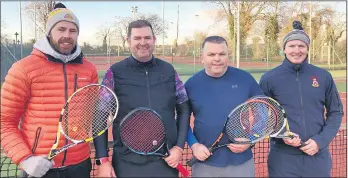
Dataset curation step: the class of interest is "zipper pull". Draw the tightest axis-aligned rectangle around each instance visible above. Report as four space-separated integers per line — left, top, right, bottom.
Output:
145 69 148 76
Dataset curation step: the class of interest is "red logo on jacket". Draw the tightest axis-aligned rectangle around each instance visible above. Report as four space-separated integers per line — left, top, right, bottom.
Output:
311 76 319 87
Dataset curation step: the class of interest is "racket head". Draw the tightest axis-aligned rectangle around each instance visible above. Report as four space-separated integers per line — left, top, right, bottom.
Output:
119 107 166 155
225 97 280 144
60 84 119 142
253 96 289 137
49 84 119 159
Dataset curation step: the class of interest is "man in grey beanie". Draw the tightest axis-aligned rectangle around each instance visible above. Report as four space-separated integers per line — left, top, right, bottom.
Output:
1 3 97 178
259 21 343 177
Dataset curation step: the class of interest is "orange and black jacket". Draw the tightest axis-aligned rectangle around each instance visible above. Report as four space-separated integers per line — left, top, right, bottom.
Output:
1 48 98 168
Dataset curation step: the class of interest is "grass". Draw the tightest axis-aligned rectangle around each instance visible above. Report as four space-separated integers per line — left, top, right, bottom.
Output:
330 70 346 79
335 82 347 93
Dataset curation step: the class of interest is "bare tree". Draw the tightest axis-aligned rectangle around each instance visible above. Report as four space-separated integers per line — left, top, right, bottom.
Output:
1 20 8 43
114 16 132 50
278 3 346 62
213 1 269 45
96 24 114 53
24 1 56 36
138 14 167 37
264 1 280 59
114 13 168 50
318 7 346 44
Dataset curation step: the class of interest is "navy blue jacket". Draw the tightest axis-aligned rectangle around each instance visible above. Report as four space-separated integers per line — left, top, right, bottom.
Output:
260 58 343 154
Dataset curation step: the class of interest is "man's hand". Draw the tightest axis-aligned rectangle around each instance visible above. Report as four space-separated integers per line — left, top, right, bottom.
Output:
283 133 302 147
20 155 54 177
96 161 116 177
300 139 319 156
191 143 211 161
227 138 251 153
164 146 183 168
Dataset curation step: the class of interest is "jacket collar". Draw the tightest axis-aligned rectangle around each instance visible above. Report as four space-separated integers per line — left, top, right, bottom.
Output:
126 54 157 67
281 56 309 73
33 36 83 64
31 48 83 64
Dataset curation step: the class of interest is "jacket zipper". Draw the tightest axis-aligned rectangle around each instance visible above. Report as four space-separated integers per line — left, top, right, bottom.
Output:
74 74 78 91
62 64 69 167
145 67 151 107
296 71 307 140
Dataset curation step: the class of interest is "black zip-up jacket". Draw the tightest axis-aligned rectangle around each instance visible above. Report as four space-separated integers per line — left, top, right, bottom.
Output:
94 56 190 164
260 58 343 154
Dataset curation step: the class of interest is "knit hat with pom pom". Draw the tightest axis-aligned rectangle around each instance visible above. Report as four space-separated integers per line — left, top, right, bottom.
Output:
282 20 310 50
45 3 80 36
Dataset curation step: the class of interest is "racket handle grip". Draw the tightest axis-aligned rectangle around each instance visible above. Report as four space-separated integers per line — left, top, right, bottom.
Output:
176 163 189 177
286 135 307 148
187 147 214 167
186 156 199 167
299 141 306 147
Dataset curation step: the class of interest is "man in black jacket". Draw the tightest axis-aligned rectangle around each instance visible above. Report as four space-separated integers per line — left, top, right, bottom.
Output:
93 19 190 177
260 21 344 177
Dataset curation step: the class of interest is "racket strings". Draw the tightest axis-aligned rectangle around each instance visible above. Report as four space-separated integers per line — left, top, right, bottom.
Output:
249 97 287 135
225 101 278 142
120 110 165 154
61 86 118 141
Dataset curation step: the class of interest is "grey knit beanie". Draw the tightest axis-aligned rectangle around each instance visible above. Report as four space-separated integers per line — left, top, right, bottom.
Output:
283 21 310 50
46 3 80 36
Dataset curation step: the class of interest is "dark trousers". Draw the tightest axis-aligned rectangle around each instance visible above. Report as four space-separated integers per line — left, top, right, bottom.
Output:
112 156 178 177
22 158 92 178
268 149 332 177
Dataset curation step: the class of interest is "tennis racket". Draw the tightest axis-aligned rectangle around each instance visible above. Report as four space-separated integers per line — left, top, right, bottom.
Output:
187 96 282 167
256 96 305 146
119 107 189 177
47 84 119 160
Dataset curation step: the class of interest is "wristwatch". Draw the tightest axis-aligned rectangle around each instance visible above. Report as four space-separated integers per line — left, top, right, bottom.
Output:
95 157 109 165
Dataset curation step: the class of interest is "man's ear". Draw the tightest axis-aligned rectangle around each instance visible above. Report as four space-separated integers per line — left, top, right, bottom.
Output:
126 36 131 46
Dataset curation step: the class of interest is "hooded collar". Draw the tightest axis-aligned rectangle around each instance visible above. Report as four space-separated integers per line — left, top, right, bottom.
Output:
33 36 83 64
281 56 309 73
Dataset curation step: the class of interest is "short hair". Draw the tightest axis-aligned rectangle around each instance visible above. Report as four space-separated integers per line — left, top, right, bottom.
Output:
201 36 228 49
127 20 155 37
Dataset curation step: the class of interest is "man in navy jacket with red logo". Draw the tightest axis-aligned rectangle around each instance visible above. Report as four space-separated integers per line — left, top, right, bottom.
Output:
260 20 344 177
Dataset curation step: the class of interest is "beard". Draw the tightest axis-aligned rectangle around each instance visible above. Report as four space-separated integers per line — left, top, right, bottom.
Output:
49 36 76 55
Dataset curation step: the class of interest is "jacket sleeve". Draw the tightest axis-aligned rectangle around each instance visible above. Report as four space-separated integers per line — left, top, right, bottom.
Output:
186 119 198 147
175 101 190 149
259 75 273 98
91 65 99 84
311 73 344 150
0 62 33 165
174 70 190 149
93 68 114 159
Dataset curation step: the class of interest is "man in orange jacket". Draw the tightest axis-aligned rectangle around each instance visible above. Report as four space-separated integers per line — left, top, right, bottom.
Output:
0 3 98 178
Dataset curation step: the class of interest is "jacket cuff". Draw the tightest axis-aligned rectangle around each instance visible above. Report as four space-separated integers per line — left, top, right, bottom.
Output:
18 154 33 167
311 134 324 150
